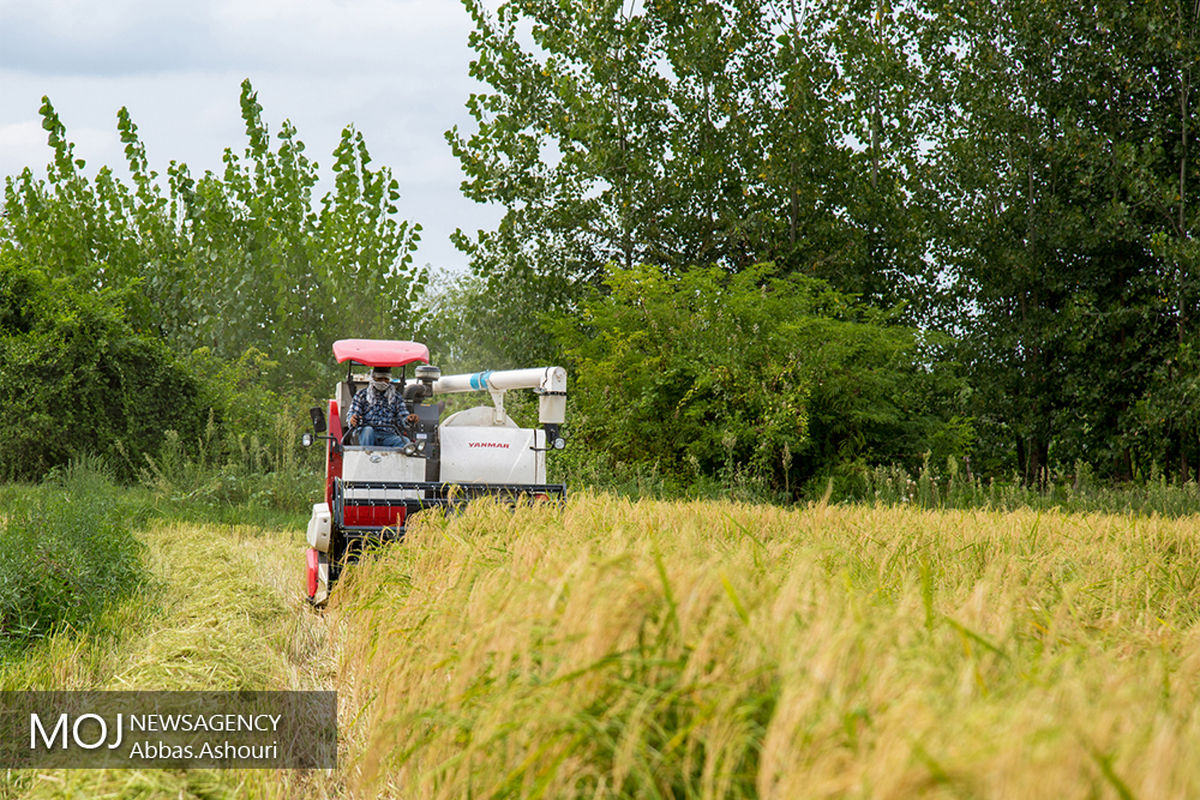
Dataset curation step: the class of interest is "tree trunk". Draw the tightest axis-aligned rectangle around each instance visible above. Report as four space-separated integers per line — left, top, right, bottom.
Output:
1180 436 1189 484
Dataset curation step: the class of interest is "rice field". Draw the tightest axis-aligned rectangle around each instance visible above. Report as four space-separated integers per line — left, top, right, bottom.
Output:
4 491 1200 798
331 494 1200 799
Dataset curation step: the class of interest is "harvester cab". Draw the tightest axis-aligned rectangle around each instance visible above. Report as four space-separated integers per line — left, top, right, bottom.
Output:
301 339 567 606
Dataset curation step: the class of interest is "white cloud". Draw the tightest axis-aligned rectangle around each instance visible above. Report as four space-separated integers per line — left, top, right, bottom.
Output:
0 0 500 273
0 119 45 160
0 1 220 74
0 0 471 76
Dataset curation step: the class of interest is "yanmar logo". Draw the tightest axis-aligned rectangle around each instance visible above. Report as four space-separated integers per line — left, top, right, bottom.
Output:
468 441 510 449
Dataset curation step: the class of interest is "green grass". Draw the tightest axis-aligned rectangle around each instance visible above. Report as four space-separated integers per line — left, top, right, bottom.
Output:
0 461 149 651
0 459 330 798
0 516 336 798
0 457 309 657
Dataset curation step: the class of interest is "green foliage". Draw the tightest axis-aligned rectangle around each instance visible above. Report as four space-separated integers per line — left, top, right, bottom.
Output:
184 346 288 454
0 254 209 482
0 81 432 482
452 0 937 364
551 264 971 495
10 6 1200 494
450 0 1200 488
927 0 1200 482
0 459 147 650
133 348 319 519
421 271 559 370
136 410 319 518
2 80 425 394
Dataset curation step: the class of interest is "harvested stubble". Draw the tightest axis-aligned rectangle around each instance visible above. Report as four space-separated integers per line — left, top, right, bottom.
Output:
1 521 338 800
333 493 1200 799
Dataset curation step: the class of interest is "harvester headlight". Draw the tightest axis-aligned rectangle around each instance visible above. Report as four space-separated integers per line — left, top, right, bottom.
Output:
301 432 314 448
553 437 566 450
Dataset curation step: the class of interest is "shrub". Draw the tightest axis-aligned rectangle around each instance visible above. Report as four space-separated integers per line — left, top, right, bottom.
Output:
550 264 973 496
0 459 147 648
0 254 210 481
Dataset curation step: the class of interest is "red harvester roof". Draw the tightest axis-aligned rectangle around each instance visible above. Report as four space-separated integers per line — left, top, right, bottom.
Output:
332 339 430 368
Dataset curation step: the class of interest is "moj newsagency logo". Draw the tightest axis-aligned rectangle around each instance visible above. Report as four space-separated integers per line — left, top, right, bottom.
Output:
1 691 336 769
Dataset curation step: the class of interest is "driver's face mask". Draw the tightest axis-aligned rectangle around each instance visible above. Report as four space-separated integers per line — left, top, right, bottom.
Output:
372 375 391 391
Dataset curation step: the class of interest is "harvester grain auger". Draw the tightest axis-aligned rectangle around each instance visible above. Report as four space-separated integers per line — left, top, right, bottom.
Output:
301 339 567 605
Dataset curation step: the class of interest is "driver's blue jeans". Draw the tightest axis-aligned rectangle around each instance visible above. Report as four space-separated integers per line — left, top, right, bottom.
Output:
358 426 410 448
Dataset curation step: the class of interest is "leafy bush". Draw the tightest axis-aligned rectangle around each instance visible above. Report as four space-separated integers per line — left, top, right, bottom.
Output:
0 254 210 481
0 459 147 648
550 264 973 496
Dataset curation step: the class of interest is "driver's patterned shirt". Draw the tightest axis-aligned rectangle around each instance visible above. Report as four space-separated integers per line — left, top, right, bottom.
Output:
348 385 411 436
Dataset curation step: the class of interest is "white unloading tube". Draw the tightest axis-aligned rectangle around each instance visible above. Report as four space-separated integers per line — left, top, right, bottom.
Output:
432 367 567 424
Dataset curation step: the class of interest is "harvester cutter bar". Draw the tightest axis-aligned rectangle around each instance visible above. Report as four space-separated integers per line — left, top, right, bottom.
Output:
336 479 566 508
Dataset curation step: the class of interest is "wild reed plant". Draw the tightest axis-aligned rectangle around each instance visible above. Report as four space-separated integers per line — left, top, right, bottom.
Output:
136 407 319 519
334 493 1200 799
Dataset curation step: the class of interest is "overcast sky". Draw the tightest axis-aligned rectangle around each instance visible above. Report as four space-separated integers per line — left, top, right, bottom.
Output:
0 0 502 275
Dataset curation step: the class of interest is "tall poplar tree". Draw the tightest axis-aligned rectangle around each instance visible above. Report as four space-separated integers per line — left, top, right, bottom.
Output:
931 0 1200 481
451 0 937 363
2 81 426 390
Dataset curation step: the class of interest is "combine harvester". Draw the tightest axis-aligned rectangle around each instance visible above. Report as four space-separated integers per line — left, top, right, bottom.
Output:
301 339 567 605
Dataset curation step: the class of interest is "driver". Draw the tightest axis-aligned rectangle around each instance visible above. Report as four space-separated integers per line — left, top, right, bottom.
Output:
346 366 418 448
